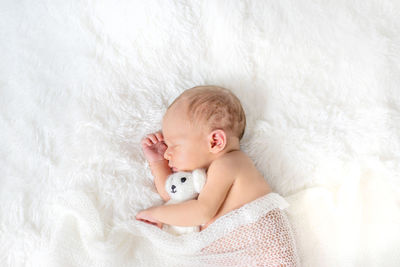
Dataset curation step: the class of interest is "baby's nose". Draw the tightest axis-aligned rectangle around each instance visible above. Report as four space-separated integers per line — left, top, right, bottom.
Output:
164 150 171 160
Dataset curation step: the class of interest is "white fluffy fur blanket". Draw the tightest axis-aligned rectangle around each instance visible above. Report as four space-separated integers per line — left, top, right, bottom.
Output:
1 0 399 266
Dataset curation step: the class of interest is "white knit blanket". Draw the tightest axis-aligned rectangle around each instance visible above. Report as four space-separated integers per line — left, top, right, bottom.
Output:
1 1 400 266
132 193 299 266
47 192 299 266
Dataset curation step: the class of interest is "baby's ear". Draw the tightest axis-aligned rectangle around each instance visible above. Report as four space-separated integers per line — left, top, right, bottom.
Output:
207 129 227 153
192 169 207 193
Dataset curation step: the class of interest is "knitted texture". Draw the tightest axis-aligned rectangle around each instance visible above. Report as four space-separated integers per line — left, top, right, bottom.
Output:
134 193 300 266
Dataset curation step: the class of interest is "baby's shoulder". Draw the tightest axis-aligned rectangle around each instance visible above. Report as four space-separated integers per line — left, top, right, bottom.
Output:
208 150 249 173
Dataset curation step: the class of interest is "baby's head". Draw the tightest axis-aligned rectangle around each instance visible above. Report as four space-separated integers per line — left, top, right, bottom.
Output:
162 85 246 172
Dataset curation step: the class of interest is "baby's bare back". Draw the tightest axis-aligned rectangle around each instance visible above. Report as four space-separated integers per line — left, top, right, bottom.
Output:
201 150 272 230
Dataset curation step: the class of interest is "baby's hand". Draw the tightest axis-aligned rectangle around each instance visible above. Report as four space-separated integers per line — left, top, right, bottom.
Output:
141 131 168 163
136 210 163 229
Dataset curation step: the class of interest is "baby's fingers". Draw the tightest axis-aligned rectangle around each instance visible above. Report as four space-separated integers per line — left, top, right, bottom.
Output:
155 131 163 142
147 134 158 144
141 137 152 146
141 131 163 147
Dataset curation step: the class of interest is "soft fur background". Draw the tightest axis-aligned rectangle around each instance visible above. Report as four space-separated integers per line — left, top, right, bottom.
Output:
1 0 400 266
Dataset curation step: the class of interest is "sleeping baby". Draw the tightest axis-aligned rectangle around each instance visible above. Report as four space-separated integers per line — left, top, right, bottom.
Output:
136 85 272 229
136 85 299 265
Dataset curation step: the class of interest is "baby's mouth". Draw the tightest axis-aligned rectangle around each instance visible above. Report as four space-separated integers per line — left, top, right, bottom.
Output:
169 166 178 172
168 162 178 172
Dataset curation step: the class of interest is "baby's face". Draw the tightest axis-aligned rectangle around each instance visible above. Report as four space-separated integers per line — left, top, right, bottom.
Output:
162 102 211 172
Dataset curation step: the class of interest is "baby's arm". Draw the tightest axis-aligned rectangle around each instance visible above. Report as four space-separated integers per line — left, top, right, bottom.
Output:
141 131 172 202
136 157 236 226
148 160 172 202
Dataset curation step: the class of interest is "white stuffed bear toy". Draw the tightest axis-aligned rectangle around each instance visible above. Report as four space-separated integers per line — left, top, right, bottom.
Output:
162 169 207 236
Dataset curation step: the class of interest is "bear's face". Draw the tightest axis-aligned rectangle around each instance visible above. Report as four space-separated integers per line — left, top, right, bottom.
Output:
165 171 199 202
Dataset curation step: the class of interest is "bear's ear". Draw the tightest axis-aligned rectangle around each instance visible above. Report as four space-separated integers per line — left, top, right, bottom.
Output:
192 169 207 193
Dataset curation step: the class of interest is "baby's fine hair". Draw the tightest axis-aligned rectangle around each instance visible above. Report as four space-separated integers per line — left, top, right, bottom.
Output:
168 85 246 140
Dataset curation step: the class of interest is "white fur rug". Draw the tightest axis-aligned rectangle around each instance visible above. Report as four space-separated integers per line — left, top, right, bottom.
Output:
1 0 399 266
